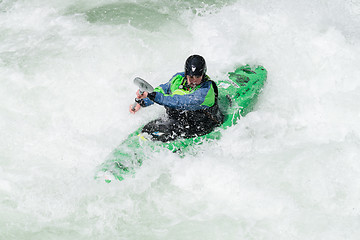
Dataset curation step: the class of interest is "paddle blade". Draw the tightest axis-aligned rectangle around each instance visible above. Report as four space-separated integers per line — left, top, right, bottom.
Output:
134 77 154 93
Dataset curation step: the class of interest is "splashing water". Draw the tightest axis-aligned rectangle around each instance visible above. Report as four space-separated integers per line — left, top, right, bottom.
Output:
1 0 360 239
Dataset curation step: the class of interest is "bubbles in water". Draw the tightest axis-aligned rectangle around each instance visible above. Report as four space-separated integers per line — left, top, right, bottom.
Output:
1 0 360 239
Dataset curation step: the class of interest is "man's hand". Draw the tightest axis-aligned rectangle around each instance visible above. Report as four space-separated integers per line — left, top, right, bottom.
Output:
136 89 148 99
129 103 141 114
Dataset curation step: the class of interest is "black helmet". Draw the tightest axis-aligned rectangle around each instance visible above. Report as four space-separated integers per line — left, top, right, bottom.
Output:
184 55 207 77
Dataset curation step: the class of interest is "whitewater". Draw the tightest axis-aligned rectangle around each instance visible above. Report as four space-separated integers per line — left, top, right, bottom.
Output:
1 0 360 239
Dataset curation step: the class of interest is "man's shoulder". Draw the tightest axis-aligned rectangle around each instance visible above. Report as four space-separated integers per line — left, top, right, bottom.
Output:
169 72 185 83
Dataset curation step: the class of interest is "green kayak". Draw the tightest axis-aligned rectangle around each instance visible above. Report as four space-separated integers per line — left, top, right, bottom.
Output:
95 65 267 182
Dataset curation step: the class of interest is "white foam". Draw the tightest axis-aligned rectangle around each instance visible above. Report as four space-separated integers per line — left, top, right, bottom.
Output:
1 0 360 239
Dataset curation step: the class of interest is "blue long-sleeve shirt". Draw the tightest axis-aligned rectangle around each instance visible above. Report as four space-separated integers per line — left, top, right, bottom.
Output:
142 72 216 111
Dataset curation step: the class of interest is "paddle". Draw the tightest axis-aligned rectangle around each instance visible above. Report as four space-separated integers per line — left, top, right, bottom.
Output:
131 77 154 111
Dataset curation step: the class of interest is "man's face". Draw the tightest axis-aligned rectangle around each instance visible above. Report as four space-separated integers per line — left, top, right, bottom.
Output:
186 75 203 88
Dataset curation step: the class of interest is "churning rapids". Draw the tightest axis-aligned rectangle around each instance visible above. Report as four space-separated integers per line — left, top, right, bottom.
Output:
1 0 360 239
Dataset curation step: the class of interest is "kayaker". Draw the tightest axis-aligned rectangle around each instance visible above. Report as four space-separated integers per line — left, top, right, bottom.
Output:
129 54 224 142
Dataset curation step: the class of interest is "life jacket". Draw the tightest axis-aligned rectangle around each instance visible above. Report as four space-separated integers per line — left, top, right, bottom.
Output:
165 75 224 127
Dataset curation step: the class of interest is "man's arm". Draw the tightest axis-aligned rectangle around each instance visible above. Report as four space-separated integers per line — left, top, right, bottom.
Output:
148 81 215 110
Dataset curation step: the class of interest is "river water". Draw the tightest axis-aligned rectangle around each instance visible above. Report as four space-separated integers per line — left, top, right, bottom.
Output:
1 0 360 239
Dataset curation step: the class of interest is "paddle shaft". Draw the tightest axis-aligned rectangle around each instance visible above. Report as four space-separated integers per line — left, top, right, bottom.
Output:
131 90 144 111
131 77 154 111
